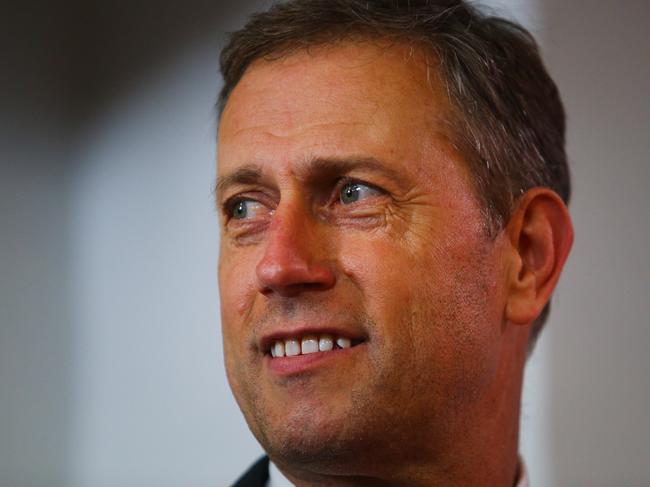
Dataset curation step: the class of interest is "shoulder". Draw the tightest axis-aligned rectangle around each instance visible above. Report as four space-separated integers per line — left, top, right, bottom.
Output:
231 456 269 487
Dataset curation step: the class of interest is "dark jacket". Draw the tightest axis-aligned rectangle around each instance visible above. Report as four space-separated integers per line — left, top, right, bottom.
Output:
231 456 270 487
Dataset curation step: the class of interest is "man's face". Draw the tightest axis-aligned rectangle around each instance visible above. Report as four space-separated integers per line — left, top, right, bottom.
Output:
217 42 511 470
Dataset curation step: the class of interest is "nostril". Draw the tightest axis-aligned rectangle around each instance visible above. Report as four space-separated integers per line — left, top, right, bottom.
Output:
257 267 336 296
272 280 335 296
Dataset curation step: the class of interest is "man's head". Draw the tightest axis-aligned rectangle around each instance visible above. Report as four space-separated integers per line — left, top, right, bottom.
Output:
216 1 573 485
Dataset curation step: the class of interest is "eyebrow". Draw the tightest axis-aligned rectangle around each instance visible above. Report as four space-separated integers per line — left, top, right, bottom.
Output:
214 165 264 198
304 156 404 184
214 155 407 200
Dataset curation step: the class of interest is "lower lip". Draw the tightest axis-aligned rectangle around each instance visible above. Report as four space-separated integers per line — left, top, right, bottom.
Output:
264 344 364 376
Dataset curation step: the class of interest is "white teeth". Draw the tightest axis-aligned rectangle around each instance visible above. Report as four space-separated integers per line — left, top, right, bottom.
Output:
285 338 301 357
301 335 319 354
319 334 334 352
336 337 351 349
271 334 357 358
273 341 285 358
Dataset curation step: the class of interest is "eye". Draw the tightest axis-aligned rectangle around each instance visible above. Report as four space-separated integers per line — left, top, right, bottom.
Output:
228 199 264 220
339 181 381 204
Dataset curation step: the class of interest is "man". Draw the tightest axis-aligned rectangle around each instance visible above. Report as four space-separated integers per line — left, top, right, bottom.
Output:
215 1 573 485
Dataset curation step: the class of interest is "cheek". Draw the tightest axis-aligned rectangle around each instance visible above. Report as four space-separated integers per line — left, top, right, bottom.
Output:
218 247 261 386
413 240 506 399
338 235 426 349
219 257 258 402
339 227 505 399
219 246 260 321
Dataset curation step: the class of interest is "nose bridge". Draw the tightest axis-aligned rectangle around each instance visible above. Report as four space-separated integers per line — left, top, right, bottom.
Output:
268 198 312 258
255 195 335 295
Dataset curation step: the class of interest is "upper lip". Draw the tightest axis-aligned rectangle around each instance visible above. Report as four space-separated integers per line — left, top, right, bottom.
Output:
259 325 366 354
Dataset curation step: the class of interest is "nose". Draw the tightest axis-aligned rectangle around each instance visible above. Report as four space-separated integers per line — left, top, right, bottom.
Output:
255 202 336 297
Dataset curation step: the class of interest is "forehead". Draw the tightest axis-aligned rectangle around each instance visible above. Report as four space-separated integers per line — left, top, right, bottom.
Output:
218 41 458 180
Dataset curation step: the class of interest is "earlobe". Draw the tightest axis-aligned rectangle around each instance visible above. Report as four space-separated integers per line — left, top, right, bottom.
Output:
505 188 574 325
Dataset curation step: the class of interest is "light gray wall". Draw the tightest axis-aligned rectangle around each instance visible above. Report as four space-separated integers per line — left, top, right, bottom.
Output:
67 34 262 487
66 3 269 485
540 1 650 485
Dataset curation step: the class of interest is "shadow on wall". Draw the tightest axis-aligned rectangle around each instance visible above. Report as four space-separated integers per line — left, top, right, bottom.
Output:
66 0 262 128
1 4 76 486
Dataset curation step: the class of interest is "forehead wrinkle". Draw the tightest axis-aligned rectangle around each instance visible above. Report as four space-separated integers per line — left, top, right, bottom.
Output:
226 119 372 141
218 40 465 201
222 47 418 139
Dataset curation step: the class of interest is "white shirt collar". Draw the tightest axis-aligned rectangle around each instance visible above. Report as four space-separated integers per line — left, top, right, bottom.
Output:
268 459 529 486
517 460 529 487
267 461 294 487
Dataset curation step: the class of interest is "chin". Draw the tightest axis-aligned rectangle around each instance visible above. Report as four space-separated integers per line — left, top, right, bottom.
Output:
251 402 372 472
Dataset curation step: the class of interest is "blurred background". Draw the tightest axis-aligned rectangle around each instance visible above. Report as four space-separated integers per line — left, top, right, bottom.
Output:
1 0 648 485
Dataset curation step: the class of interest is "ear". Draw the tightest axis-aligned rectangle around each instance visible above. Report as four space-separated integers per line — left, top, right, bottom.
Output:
505 188 574 325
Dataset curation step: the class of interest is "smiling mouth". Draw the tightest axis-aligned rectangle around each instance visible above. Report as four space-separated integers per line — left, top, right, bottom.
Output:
269 334 364 358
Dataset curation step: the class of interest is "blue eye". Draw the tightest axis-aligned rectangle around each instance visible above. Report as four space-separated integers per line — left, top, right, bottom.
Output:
340 182 379 204
230 200 262 220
